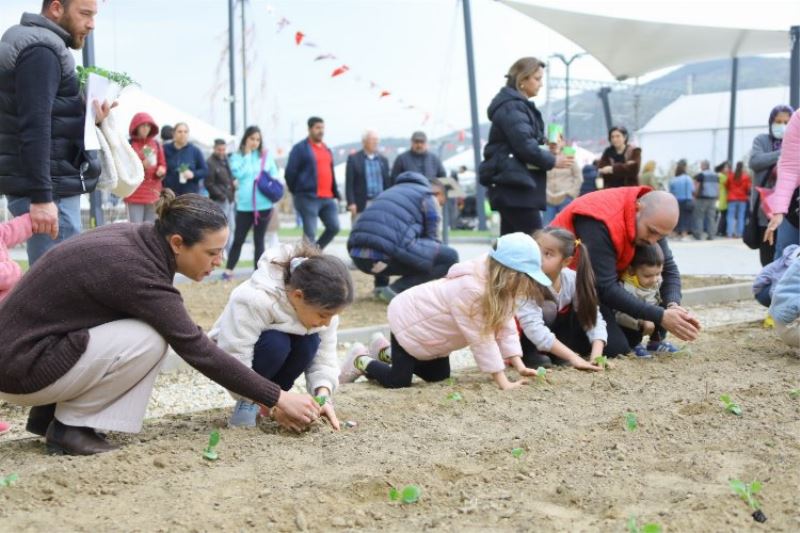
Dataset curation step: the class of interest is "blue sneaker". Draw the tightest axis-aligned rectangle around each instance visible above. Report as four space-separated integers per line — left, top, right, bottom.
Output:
647 340 682 355
229 399 259 427
632 344 652 359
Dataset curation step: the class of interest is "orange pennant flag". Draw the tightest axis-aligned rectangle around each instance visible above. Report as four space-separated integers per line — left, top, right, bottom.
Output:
379 90 391 98
331 65 350 77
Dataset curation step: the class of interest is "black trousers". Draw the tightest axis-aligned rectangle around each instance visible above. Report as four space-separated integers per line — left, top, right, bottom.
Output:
364 334 451 389
601 305 666 356
351 245 459 293
226 209 272 270
498 207 543 236
521 306 614 366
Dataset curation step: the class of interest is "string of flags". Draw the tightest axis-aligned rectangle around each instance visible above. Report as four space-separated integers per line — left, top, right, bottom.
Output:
265 4 433 126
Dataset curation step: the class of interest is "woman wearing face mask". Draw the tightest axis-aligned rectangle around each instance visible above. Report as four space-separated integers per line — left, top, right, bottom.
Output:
749 105 793 265
765 109 800 258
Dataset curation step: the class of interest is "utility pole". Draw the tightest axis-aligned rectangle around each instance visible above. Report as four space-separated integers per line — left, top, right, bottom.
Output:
551 53 586 141
727 57 739 165
240 0 248 128
82 32 104 227
790 25 799 109
462 0 486 231
228 0 236 135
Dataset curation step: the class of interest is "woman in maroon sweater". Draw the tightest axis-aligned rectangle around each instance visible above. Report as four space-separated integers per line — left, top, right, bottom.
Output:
0 190 322 455
598 126 642 188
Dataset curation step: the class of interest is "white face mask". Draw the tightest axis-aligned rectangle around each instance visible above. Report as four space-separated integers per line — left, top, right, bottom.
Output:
771 123 786 139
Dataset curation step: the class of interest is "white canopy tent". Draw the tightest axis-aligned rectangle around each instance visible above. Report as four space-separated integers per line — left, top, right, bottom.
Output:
500 0 790 81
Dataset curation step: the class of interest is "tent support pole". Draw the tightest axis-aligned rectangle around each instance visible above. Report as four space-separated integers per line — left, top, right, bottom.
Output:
82 33 104 228
462 0 487 231
791 25 799 109
228 0 236 135
727 57 738 165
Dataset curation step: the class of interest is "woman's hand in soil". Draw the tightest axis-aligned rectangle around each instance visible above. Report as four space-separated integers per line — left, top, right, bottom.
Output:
275 391 321 431
320 403 340 430
661 308 700 342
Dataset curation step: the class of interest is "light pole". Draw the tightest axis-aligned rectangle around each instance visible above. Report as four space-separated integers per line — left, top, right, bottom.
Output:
551 52 586 141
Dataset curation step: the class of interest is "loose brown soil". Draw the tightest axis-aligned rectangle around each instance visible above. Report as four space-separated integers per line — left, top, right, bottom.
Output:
2 322 799 532
180 273 750 331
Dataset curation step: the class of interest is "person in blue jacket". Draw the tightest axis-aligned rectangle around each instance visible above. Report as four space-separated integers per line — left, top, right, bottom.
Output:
163 122 208 196
769 257 800 350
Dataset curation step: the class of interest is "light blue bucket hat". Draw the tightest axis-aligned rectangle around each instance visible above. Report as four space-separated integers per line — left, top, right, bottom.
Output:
488 232 552 286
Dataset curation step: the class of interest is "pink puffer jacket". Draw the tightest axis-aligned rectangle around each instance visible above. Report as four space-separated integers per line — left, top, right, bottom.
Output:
770 109 800 215
387 254 522 374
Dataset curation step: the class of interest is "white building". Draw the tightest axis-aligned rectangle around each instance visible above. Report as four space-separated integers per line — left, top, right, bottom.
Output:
636 86 791 171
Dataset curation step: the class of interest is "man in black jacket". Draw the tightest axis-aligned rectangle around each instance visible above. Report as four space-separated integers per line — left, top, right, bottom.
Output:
390 131 446 184
0 0 112 265
345 130 390 224
205 139 236 252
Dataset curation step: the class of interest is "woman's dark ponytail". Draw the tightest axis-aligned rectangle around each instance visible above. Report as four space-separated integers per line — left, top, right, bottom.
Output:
155 188 227 246
574 240 599 330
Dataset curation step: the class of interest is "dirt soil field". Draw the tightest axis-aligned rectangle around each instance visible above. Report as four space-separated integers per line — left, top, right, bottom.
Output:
180 273 749 331
1 321 798 532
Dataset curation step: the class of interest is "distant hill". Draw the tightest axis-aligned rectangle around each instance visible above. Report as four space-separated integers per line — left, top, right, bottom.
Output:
320 56 790 167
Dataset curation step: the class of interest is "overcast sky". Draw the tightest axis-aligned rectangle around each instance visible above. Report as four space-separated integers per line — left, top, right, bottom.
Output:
2 0 799 151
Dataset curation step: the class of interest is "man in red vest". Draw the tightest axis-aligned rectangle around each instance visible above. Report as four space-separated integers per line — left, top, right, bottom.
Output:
551 186 700 356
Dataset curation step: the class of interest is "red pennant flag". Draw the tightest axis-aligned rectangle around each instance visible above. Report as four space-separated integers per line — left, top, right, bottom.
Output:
331 65 349 77
379 90 391 98
295 31 304 45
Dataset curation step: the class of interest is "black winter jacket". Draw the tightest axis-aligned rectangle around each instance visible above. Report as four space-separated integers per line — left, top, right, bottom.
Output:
480 87 555 210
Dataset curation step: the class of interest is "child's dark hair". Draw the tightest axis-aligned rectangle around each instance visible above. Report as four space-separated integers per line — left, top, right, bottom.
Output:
535 227 599 330
155 189 227 246
273 241 354 310
630 243 664 269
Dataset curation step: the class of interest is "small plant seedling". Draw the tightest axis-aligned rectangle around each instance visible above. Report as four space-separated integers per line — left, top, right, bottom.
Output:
730 479 766 522
720 394 742 416
511 447 524 458
789 388 800 399
0 473 19 488
202 430 220 461
626 516 662 533
536 366 547 383
314 395 327 407
76 65 137 88
388 484 421 504
625 412 638 431
445 377 456 386
178 163 190 173
446 391 463 401
595 356 608 369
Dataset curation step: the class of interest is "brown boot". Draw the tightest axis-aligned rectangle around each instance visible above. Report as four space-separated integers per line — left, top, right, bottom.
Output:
45 419 118 456
26 404 56 436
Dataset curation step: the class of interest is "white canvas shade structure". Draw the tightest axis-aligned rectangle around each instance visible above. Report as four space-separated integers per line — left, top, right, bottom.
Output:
498 0 800 163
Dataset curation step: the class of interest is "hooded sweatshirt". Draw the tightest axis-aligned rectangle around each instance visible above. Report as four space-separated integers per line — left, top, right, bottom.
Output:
125 112 166 205
387 255 522 374
208 245 339 395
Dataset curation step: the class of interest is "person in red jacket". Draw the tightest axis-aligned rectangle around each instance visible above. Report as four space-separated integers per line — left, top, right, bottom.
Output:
551 187 701 356
725 162 752 238
125 113 166 223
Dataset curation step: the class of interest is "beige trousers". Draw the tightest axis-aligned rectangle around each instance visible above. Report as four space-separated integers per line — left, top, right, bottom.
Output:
0 319 168 433
776 319 800 352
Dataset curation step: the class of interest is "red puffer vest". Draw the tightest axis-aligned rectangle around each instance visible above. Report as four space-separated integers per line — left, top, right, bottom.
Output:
551 186 652 274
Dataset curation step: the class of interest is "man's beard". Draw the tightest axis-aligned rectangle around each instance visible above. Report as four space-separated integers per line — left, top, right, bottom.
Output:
61 16 87 50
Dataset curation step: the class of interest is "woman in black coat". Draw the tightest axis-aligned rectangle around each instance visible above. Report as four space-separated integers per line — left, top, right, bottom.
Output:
480 57 573 235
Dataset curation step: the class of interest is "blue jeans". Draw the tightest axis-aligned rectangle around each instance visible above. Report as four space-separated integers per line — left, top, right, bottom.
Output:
726 200 747 237
7 195 82 266
543 196 573 227
774 218 799 260
252 330 321 391
292 194 340 250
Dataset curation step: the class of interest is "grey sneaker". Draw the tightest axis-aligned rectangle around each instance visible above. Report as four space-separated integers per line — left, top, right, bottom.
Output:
374 286 397 303
229 399 259 428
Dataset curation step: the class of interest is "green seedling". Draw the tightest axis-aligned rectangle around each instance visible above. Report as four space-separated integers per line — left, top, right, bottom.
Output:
314 395 327 407
445 377 456 386
595 356 608 369
447 391 463 401
789 388 800 399
536 366 547 384
511 447 524 458
0 473 19 488
202 430 220 461
625 412 638 431
76 65 137 88
730 479 767 522
178 163 190 173
720 394 742 416
388 484 421 504
626 516 662 533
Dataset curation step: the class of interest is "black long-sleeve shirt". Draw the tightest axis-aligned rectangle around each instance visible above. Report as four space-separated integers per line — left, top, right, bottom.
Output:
573 215 681 326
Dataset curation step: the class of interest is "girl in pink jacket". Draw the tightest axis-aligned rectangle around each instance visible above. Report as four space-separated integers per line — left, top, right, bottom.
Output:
339 232 551 390
0 212 33 434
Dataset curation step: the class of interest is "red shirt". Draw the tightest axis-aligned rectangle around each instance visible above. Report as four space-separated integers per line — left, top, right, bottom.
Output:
310 141 334 199
725 172 751 202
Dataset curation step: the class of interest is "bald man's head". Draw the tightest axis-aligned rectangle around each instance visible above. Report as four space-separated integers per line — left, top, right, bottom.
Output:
635 191 679 245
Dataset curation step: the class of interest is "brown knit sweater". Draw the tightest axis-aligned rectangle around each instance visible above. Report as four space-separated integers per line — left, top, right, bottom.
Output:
0 223 281 407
